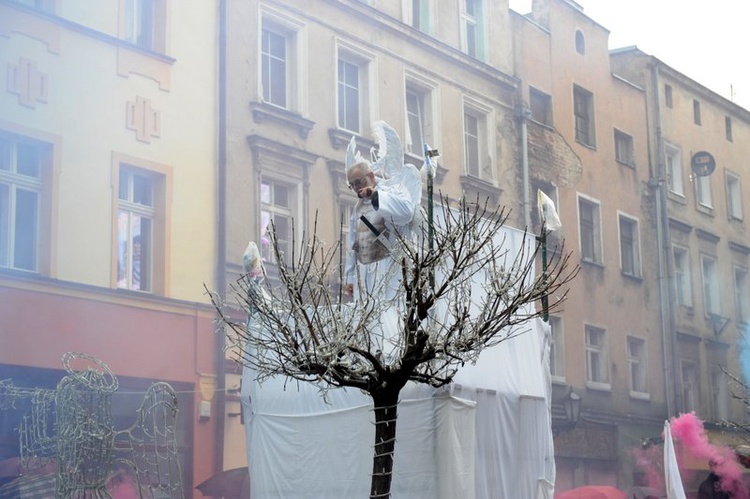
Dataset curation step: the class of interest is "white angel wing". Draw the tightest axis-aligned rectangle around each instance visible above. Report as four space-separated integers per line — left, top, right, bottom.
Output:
345 135 366 170
371 121 422 216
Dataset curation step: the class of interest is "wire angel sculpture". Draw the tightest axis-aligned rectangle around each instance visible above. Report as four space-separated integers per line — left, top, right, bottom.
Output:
0 352 184 499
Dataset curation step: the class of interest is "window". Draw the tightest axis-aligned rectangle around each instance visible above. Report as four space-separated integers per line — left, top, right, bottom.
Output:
549 316 564 380
693 99 701 125
123 0 166 52
529 87 552 126
575 30 585 55
0 134 49 272
463 103 491 180
406 0 432 33
614 129 634 167
578 195 602 263
673 245 693 307
260 11 304 112
726 116 733 142
337 46 373 134
735 266 749 324
260 179 295 265
627 336 648 395
261 26 288 108
710 365 729 420
681 361 698 412
405 80 434 156
113 156 169 293
573 85 595 147
585 325 609 386
117 168 157 292
665 144 683 196
618 214 640 277
664 84 673 108
461 0 485 60
701 254 720 316
726 173 743 220
696 173 712 208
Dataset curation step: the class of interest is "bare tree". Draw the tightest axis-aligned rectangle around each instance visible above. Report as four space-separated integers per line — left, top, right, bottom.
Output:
212 197 577 499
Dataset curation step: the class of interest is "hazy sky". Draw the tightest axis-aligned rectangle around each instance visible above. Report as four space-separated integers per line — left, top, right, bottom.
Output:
509 0 750 111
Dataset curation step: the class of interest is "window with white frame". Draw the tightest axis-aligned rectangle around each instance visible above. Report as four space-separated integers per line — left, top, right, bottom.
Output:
619 214 640 277
696 173 712 208
260 178 296 265
681 360 698 412
123 0 166 52
726 172 743 220
573 84 595 147
735 265 749 324
578 195 602 264
405 0 432 33
665 144 684 196
673 245 693 307
549 316 565 380
461 0 485 60
0 134 48 272
701 254 720 316
710 365 729 420
261 25 288 108
529 87 552 126
614 129 634 167
627 336 648 395
337 46 372 134
585 325 609 386
463 103 491 179
260 10 304 112
405 80 434 157
117 167 157 292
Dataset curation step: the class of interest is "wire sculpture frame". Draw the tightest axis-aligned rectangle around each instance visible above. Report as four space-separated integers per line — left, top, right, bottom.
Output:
0 353 184 499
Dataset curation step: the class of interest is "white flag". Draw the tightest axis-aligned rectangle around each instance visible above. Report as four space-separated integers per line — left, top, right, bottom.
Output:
664 420 686 499
537 190 562 233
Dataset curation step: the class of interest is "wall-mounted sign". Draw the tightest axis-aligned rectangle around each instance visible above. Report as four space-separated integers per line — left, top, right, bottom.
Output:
691 151 716 177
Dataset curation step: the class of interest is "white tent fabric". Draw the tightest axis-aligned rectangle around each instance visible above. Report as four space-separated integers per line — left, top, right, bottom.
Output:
241 225 556 498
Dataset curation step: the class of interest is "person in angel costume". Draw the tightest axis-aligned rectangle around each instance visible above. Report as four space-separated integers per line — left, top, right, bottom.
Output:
343 121 422 300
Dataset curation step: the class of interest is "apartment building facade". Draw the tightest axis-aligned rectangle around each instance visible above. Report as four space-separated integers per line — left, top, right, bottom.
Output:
612 45 750 438
513 0 667 490
0 0 221 494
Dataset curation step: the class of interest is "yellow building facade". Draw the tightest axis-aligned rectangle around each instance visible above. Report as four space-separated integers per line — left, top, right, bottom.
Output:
1 0 221 496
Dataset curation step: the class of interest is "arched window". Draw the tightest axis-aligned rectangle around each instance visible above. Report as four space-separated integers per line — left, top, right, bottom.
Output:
575 30 585 55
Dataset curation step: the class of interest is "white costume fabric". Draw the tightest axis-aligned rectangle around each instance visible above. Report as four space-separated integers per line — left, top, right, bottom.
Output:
343 121 421 300
344 183 416 300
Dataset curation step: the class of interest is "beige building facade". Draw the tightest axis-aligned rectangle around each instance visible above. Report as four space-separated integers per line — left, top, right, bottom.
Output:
1 0 221 495
513 0 664 490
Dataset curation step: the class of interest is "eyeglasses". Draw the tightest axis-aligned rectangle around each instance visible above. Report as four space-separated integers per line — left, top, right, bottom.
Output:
348 176 368 191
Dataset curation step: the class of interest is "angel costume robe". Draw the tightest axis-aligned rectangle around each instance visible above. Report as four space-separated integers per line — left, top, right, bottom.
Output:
344 181 416 301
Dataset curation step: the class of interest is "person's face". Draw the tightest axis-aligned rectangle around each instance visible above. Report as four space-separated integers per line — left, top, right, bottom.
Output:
347 165 375 198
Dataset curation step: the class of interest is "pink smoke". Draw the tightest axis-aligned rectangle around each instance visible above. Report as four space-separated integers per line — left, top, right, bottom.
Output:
670 412 748 499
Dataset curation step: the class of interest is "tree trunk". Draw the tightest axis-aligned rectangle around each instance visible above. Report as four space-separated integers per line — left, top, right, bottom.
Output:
370 389 400 499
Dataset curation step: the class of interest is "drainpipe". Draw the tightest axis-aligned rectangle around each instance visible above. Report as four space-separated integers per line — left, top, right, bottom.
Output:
517 104 532 228
215 0 228 475
650 62 679 417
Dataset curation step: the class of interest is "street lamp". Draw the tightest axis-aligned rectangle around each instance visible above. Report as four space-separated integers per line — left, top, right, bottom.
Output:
563 386 581 426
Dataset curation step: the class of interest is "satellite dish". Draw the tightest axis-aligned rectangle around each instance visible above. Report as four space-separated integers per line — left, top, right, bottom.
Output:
691 151 716 177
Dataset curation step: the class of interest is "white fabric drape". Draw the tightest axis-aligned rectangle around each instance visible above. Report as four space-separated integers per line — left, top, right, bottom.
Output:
241 226 555 498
